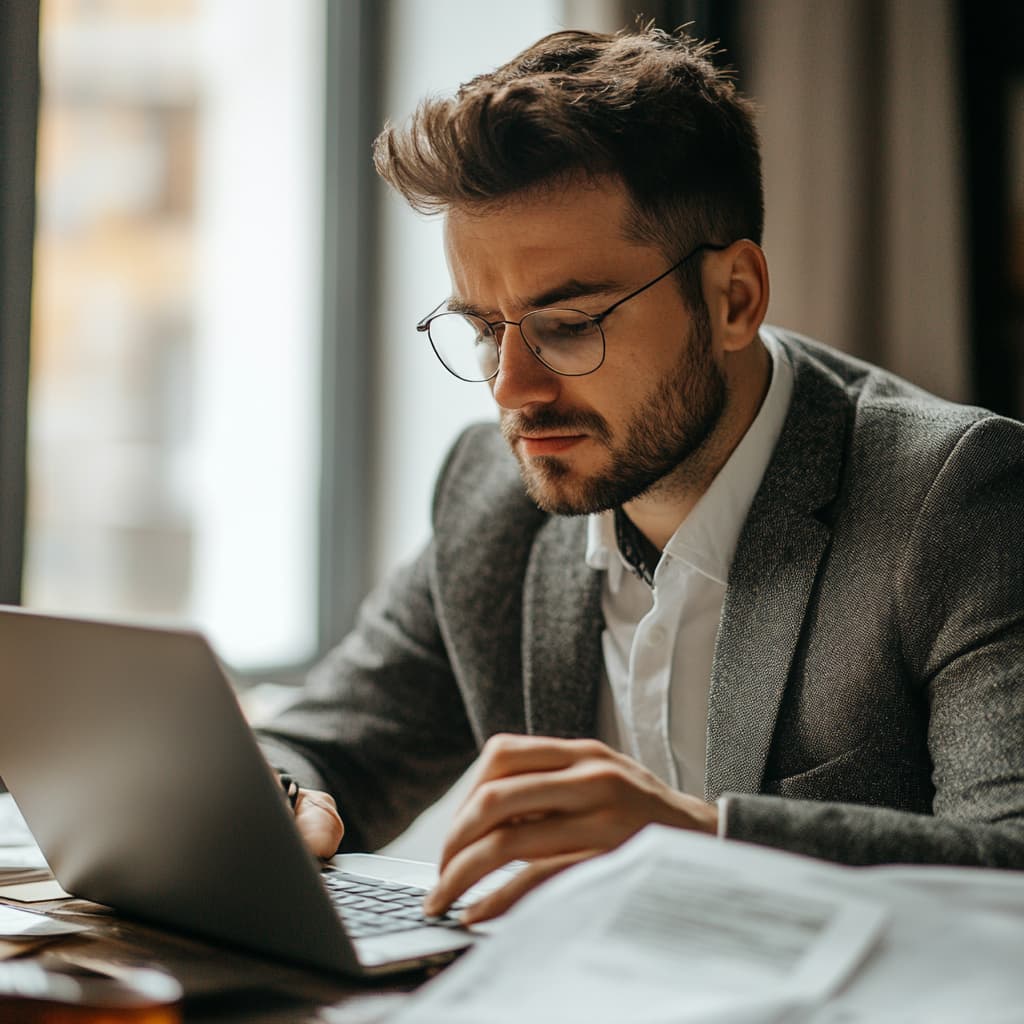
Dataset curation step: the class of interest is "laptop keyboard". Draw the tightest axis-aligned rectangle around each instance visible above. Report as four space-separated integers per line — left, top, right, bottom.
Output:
322 871 469 940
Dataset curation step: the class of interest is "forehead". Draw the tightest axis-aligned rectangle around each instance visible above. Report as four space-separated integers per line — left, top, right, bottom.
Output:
445 176 629 258
442 177 660 307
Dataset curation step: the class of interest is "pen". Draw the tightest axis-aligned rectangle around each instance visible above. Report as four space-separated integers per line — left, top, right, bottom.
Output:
278 772 300 811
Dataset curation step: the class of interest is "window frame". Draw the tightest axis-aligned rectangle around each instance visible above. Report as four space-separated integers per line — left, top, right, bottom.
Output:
0 2 39 607
305 0 380 681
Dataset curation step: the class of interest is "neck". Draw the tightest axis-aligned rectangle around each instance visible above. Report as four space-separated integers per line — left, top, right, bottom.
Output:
624 338 771 551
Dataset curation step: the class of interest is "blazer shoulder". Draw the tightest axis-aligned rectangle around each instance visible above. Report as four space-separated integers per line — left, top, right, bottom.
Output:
769 326 1015 474
848 379 1019 492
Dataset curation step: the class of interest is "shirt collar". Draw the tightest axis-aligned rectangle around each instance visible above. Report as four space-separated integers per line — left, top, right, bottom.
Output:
586 329 794 587
586 505 625 590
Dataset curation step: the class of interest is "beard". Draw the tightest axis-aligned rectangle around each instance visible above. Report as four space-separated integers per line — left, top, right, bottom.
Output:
500 303 727 515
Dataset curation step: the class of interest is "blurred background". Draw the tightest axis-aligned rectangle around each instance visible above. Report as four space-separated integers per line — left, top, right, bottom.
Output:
1 0 1021 848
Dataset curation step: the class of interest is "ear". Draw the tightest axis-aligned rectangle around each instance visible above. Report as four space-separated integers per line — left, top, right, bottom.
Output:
705 240 769 353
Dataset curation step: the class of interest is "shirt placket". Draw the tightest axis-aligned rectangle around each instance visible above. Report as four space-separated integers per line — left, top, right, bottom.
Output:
627 563 680 789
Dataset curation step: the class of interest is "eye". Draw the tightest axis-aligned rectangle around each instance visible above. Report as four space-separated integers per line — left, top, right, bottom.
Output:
552 319 593 338
528 310 599 344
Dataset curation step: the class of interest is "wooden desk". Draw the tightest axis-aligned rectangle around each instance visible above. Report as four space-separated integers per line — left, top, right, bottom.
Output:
1 892 427 1022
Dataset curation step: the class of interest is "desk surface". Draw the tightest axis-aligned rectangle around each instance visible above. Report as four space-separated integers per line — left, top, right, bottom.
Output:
0 890 428 1022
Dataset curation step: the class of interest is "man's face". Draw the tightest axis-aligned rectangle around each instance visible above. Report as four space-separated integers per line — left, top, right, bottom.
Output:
443 178 729 515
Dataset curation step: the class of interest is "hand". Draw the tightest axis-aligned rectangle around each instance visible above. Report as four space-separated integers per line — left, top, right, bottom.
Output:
293 788 345 859
423 734 718 923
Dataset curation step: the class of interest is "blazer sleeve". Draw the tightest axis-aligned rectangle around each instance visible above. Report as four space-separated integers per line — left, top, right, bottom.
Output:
721 414 1024 867
256 436 484 853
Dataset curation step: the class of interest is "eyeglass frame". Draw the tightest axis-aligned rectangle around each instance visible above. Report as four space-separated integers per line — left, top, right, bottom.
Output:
415 241 729 382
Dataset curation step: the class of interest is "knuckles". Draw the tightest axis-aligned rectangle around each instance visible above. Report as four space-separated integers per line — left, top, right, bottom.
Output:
474 779 505 816
482 826 515 860
573 759 628 797
478 733 614 769
479 732 527 771
569 738 613 761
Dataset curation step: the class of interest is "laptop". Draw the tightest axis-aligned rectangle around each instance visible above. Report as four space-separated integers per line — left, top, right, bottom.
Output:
0 606 479 977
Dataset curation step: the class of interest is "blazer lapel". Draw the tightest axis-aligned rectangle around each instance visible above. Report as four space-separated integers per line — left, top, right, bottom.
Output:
705 339 852 801
522 515 604 738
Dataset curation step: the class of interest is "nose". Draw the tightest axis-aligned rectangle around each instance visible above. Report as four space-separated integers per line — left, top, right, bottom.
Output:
490 324 560 411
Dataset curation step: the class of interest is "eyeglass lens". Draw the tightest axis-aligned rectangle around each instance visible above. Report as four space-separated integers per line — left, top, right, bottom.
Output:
427 310 605 382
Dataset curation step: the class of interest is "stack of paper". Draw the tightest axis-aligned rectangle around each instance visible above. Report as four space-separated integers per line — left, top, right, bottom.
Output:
1 794 48 880
0 854 51 887
0 793 35 846
391 826 1024 1024
0 904 86 941
393 827 887 1024
0 901 87 961
0 794 66 902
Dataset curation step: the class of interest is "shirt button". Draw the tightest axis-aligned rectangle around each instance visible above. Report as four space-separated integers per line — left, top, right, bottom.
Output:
646 625 668 647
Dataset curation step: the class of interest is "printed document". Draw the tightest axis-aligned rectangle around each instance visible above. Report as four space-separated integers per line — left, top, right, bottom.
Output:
393 827 887 1024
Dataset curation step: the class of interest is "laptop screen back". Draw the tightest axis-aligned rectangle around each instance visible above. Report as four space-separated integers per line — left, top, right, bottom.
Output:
0 608 356 974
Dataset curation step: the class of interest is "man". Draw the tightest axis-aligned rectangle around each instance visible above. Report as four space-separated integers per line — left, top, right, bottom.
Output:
258 26 1024 924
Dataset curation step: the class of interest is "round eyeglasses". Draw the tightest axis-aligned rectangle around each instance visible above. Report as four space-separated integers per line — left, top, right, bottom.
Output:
416 242 726 382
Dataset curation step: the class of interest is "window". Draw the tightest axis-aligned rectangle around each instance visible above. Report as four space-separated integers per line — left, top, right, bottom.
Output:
25 0 331 671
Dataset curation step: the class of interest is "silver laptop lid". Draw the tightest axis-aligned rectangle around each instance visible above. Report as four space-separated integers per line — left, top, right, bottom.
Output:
0 607 359 975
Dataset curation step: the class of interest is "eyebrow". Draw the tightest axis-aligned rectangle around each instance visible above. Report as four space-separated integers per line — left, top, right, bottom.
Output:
446 276 626 319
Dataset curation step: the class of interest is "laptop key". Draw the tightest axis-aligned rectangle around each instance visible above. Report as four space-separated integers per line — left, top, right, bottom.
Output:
321 871 471 938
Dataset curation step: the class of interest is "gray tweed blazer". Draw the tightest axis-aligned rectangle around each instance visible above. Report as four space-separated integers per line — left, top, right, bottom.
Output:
260 329 1024 867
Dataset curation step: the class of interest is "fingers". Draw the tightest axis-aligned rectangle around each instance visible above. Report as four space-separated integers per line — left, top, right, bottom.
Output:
440 759 624 871
450 734 620 838
458 851 597 924
428 734 720 920
427 810 625 916
293 789 345 859
426 739 636 913
463 735 613 804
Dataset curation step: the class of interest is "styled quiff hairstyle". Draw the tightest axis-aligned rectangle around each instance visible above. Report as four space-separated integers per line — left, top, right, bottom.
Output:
373 25 763 310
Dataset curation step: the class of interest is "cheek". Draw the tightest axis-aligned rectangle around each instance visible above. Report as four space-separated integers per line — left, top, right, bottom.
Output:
585 361 651 419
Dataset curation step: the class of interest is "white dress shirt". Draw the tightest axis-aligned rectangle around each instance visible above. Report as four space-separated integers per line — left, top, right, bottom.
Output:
587 331 794 796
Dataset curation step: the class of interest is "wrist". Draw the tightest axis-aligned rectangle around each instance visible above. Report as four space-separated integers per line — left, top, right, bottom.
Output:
667 790 719 835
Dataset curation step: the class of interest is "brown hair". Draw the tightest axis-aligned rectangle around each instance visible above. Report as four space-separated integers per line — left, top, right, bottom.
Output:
373 26 763 309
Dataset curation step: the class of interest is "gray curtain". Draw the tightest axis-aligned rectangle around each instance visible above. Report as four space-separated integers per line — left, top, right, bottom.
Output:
741 0 970 401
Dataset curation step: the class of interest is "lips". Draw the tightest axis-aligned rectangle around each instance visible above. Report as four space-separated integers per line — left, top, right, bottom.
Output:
518 434 587 456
